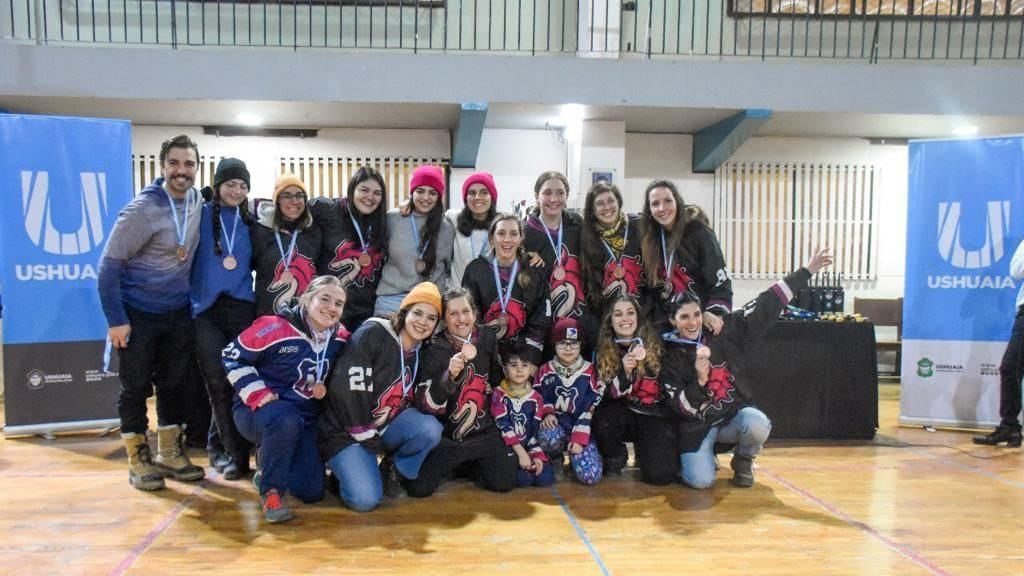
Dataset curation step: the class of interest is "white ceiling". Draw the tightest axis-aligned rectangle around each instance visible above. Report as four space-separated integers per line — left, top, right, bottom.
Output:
2 95 1023 139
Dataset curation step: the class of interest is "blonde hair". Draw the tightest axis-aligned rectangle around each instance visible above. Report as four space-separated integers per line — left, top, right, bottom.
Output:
298 275 346 314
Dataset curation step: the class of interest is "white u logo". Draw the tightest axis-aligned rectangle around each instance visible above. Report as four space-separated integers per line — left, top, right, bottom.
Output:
937 201 1009 270
21 171 108 256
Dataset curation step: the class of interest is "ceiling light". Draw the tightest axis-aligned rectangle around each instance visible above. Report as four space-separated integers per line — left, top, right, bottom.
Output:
952 125 978 137
236 113 264 127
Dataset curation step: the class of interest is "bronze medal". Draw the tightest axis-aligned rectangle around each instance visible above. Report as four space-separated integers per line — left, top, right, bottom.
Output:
279 269 294 284
497 314 509 330
176 245 187 262
632 342 647 361
460 343 477 361
222 255 237 271
613 264 625 279
358 252 372 268
416 259 427 274
552 266 566 281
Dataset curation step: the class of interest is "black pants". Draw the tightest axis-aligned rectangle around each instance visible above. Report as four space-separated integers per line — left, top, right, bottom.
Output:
195 295 256 459
999 306 1024 429
591 400 678 485
117 306 194 434
405 427 518 497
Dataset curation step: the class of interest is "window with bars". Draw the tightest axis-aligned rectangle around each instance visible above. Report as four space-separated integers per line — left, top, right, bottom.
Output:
278 156 450 209
713 161 878 280
728 0 1024 17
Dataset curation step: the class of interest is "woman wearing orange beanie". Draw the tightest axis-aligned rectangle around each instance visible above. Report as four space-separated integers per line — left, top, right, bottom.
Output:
320 282 444 511
250 173 322 316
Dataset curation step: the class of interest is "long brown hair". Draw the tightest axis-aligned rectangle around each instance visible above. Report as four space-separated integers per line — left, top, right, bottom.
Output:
595 295 662 382
580 181 624 310
640 179 691 284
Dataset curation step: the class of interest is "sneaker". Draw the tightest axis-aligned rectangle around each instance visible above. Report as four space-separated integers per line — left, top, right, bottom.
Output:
730 454 755 488
972 425 1022 447
261 489 293 524
252 469 263 491
379 456 403 498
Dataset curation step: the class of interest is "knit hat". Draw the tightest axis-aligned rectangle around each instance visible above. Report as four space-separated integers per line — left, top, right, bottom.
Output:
400 282 442 316
462 172 498 204
214 158 250 191
273 173 307 203
551 317 580 344
410 165 446 196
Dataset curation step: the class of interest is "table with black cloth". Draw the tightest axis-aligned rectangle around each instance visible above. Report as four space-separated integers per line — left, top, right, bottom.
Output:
746 320 878 439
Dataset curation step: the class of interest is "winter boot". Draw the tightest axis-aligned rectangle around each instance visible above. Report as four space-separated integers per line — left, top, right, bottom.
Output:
123 432 165 491
155 425 206 482
730 454 755 488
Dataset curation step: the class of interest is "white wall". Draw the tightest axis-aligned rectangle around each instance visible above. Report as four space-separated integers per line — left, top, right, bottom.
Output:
450 128 567 216
623 133 714 214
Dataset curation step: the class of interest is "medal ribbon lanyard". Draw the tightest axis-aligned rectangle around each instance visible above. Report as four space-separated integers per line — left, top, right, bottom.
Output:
164 187 194 252
491 257 520 317
275 228 301 270
348 204 370 256
399 344 421 397
542 216 564 267
409 214 430 260
659 228 676 284
219 208 240 258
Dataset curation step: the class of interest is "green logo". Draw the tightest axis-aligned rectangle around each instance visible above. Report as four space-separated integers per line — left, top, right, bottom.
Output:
917 358 934 378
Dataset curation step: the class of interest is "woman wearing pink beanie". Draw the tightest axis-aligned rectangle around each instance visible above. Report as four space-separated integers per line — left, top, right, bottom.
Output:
446 172 498 288
374 165 455 316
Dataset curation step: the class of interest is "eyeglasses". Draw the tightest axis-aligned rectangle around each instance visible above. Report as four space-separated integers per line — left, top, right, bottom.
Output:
555 340 581 350
279 192 307 202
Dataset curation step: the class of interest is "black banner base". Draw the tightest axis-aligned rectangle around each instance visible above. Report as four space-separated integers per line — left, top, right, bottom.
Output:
2 340 120 435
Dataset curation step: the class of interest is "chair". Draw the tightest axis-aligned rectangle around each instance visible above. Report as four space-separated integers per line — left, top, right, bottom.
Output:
853 297 903 380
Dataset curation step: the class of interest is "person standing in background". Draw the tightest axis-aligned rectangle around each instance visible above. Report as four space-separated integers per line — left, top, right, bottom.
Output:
448 172 498 288
974 238 1024 448
375 165 454 316
311 166 389 331
98 134 206 491
251 173 322 316
190 157 257 480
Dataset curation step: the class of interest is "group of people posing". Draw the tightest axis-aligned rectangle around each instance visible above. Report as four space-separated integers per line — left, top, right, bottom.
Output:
98 134 833 524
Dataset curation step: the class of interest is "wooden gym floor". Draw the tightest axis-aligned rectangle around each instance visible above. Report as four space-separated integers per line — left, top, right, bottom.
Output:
0 384 1020 575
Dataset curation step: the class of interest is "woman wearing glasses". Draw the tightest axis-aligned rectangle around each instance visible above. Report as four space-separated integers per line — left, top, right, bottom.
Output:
251 174 322 316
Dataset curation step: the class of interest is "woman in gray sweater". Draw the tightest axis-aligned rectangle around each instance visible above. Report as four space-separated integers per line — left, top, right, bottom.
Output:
374 165 455 316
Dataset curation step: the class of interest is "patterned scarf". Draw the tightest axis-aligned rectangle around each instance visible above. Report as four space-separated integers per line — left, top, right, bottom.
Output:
599 214 626 257
552 355 585 379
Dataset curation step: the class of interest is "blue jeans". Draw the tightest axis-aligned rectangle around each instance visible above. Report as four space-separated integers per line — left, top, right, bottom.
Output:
680 406 771 490
233 400 324 502
326 407 442 512
373 293 407 317
516 461 555 487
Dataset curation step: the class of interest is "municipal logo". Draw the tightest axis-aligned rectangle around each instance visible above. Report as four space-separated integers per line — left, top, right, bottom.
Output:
26 369 45 390
22 170 108 256
916 358 934 378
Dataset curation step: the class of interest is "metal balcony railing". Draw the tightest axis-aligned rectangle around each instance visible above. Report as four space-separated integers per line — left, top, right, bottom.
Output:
2 0 1022 61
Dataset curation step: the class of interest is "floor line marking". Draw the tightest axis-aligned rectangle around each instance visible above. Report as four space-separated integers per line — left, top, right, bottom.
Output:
550 485 612 576
110 482 205 576
761 466 950 576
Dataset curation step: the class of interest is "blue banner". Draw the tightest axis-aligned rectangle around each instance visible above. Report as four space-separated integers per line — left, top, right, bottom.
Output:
0 114 131 433
0 115 132 343
905 137 1024 342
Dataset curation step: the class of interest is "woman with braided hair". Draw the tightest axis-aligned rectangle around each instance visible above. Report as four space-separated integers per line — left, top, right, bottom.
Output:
189 158 257 480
